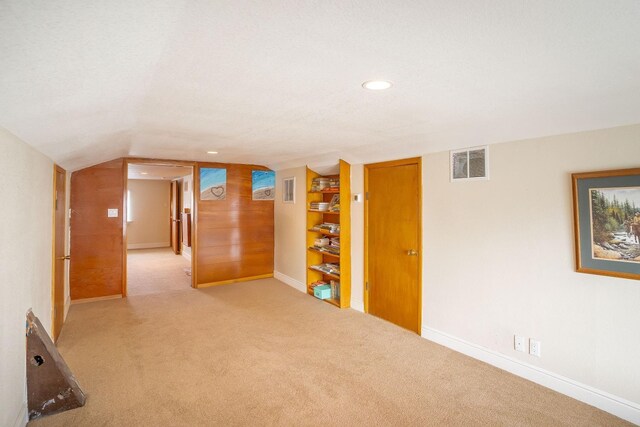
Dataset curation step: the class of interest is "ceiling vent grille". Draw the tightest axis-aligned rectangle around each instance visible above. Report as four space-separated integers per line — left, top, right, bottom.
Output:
450 146 489 182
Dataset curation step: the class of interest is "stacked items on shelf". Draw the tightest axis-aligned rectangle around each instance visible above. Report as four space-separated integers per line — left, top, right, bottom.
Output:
310 177 340 192
328 194 340 212
310 263 340 276
314 237 330 247
310 280 328 289
324 177 340 192
310 236 340 256
310 280 339 301
310 177 330 192
330 280 340 299
309 201 330 211
310 222 340 233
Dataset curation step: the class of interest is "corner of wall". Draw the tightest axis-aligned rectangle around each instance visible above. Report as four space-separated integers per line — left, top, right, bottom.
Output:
274 271 306 293
350 300 364 313
11 401 27 427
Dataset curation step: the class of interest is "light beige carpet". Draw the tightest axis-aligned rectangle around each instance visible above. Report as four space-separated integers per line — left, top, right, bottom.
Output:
126 248 191 296
31 279 628 426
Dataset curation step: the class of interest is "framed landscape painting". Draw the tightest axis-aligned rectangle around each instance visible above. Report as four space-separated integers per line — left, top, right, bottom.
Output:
572 168 640 280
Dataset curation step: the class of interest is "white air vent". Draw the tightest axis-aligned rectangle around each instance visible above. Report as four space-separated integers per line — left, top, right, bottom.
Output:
450 146 489 182
283 177 295 203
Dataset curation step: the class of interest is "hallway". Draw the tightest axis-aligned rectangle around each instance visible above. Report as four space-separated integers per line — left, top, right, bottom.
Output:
127 248 191 296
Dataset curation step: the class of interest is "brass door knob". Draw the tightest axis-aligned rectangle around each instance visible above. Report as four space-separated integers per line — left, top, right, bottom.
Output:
407 249 418 256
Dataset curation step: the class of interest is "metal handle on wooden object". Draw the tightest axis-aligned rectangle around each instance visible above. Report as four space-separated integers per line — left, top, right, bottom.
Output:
56 255 71 260
407 249 418 256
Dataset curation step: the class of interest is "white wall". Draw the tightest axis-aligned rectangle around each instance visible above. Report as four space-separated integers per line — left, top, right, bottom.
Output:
0 128 54 427
422 124 640 407
273 124 640 422
350 164 365 312
274 167 307 290
181 174 193 260
127 179 171 249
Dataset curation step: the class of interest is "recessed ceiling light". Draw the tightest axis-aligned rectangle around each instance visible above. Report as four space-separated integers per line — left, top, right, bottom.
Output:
140 172 148 175
362 80 393 90
207 151 218 154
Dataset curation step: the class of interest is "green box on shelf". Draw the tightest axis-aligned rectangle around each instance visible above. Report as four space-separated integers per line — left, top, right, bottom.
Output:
313 284 332 300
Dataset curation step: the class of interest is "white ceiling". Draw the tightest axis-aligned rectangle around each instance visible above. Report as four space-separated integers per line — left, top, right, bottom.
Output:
1 1 639 171
128 163 192 180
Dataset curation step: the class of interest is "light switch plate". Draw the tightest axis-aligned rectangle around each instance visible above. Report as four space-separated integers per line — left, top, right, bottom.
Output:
107 208 119 218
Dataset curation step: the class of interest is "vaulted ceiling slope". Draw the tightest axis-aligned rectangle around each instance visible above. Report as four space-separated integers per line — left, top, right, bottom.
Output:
1 1 639 171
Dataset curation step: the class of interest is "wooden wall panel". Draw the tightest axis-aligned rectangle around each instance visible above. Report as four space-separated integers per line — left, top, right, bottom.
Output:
195 163 274 286
68 157 273 296
70 159 124 300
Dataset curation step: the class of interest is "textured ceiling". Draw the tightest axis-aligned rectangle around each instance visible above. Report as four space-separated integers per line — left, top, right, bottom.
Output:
1 1 639 171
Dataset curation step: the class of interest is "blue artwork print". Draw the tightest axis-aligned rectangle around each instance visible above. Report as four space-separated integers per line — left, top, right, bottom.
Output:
200 168 226 200
252 170 275 200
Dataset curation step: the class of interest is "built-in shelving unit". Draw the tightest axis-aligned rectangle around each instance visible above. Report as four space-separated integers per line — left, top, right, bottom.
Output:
305 160 351 308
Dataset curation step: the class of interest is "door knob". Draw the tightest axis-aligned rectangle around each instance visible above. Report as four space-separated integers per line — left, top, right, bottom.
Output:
407 249 418 256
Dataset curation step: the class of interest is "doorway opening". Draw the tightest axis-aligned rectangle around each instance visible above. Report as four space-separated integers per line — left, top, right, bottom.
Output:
364 157 422 334
125 162 194 296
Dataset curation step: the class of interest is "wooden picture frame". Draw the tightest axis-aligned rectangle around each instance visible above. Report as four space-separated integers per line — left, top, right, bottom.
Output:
572 168 640 280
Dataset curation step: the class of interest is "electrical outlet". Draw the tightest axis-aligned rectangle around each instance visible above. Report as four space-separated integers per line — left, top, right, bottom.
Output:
514 335 525 352
529 339 541 357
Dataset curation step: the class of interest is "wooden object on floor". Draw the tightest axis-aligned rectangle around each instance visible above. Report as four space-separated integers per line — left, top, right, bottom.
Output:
365 157 422 333
305 160 351 308
194 163 274 286
26 310 86 421
52 165 67 341
70 159 125 300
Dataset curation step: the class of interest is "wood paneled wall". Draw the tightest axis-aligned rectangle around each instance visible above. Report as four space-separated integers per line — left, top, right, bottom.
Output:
70 159 125 300
195 163 274 286
68 158 273 298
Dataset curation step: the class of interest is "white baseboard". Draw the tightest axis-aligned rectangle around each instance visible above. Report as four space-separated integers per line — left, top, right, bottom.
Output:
127 242 170 250
274 271 306 293
181 251 192 262
351 300 364 313
12 401 27 427
422 327 640 425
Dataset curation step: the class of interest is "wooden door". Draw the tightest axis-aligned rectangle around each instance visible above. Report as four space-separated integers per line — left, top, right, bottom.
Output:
170 180 181 254
52 165 67 341
365 158 421 333
70 159 125 300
